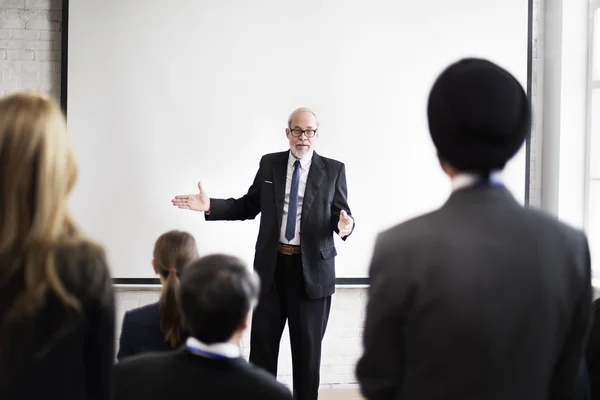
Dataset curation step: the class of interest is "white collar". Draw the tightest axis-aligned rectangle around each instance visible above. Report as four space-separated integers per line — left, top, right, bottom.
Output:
451 171 503 192
185 337 241 359
288 149 313 168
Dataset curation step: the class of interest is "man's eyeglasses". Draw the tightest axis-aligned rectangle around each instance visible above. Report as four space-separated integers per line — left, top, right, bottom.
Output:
290 128 317 138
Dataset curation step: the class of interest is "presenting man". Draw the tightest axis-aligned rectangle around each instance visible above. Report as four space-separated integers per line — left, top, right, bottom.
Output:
172 108 354 400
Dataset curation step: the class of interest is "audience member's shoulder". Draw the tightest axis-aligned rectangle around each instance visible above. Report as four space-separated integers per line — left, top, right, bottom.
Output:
56 238 107 266
376 210 439 249
122 302 160 327
55 239 112 303
522 205 587 244
242 363 293 399
115 351 171 382
116 350 171 370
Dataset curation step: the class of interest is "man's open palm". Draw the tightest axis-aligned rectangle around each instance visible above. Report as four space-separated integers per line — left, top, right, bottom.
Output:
171 181 210 212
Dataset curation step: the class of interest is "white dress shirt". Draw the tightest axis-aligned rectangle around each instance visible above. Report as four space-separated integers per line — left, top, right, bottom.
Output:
279 150 313 245
185 337 241 359
451 171 503 192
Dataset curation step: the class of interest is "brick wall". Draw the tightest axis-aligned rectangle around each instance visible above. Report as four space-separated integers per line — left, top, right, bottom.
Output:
0 0 62 98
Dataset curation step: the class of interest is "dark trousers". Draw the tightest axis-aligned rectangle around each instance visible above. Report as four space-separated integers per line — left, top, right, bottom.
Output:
249 253 331 400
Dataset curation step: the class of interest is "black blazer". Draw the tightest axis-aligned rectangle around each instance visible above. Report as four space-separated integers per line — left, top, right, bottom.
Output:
117 302 188 360
206 150 353 299
115 347 293 400
356 185 592 400
0 242 115 400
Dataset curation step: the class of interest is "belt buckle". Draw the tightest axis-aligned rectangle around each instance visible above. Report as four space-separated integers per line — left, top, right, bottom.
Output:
279 244 294 255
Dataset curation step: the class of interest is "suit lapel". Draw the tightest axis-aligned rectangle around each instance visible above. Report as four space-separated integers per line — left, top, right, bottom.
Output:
302 152 325 222
273 151 288 229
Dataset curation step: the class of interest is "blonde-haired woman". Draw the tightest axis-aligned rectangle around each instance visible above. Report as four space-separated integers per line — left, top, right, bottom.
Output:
0 91 115 399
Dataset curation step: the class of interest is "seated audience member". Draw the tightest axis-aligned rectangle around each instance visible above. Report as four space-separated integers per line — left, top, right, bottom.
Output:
356 58 592 400
115 254 293 400
117 230 198 360
0 91 114 400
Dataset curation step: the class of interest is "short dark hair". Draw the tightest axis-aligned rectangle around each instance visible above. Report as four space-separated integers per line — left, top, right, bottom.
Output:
178 254 260 344
427 58 530 173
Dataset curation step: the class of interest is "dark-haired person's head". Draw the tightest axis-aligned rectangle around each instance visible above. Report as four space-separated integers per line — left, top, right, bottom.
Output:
179 254 260 344
427 58 531 177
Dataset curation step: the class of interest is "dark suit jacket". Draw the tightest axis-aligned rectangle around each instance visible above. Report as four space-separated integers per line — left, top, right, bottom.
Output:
206 150 353 299
0 242 115 400
117 302 188 361
356 185 592 400
115 347 293 400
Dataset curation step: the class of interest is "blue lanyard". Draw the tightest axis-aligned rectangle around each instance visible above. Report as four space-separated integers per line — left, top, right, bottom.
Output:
186 344 230 359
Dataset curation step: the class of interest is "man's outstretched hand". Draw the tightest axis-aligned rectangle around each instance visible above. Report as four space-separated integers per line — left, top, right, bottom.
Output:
338 210 354 237
171 181 210 212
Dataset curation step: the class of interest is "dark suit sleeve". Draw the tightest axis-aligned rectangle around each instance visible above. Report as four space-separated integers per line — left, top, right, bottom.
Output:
330 163 354 240
549 232 593 400
116 312 134 361
205 157 263 221
356 233 411 400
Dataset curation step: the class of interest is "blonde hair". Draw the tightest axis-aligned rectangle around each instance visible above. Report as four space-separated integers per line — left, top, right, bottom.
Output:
0 91 86 383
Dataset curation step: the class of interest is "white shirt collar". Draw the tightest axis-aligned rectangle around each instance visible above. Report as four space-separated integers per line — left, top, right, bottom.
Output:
288 149 313 168
185 337 241 359
451 171 503 192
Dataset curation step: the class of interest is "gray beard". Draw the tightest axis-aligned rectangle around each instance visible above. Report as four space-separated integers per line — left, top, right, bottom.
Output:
291 145 309 159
